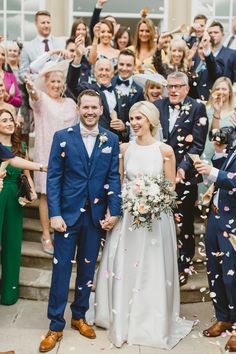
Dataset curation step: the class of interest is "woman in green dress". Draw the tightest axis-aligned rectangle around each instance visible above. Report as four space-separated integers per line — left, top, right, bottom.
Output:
0 108 37 305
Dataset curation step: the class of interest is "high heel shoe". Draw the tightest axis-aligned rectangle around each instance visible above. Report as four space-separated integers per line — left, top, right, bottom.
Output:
41 235 54 255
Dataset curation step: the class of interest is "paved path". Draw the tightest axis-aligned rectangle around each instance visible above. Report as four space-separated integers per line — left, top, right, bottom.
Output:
0 300 229 354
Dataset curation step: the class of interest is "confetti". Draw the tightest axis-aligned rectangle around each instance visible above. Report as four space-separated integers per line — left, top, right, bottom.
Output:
185 134 193 143
61 152 65 158
227 270 235 276
67 127 73 132
85 258 91 263
94 198 99 204
224 206 230 212
107 191 114 195
80 208 86 212
210 292 216 298
53 257 58 264
60 141 66 148
64 233 69 238
104 184 109 189
71 260 76 264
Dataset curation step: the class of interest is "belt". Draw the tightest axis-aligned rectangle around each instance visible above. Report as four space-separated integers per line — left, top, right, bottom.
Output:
211 203 219 214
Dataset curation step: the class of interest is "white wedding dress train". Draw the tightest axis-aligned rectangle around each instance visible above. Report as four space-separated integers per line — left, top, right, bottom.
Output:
95 141 193 349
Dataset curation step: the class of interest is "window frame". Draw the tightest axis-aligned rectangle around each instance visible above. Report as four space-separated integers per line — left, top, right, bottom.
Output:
0 0 46 41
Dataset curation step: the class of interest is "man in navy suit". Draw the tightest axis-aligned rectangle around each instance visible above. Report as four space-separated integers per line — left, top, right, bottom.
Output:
207 21 236 84
183 14 207 49
154 72 208 284
67 57 134 142
195 143 236 352
39 89 122 353
112 49 144 138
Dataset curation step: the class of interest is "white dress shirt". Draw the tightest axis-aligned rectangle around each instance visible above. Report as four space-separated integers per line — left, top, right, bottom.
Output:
103 89 117 113
80 123 97 158
168 106 180 133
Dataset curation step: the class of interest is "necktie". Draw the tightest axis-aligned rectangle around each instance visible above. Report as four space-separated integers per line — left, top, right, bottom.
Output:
227 35 235 48
117 78 130 87
100 85 113 93
43 39 49 52
80 125 99 137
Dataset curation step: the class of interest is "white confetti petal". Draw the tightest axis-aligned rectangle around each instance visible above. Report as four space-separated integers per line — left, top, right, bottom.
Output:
53 257 58 264
60 141 66 148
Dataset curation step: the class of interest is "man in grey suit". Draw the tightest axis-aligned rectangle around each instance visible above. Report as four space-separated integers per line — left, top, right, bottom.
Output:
19 10 65 81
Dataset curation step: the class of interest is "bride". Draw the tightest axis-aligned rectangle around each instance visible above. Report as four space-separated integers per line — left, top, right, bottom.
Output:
95 101 193 349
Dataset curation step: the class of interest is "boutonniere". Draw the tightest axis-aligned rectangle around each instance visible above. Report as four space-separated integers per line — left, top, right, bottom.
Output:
180 102 192 115
98 132 108 147
129 86 137 96
115 88 125 99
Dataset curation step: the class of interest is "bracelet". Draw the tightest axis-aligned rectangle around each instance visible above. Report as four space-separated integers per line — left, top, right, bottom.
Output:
39 164 43 172
213 114 220 120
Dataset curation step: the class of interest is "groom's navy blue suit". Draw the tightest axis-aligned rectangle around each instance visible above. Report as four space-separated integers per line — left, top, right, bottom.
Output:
154 96 208 271
46 124 121 331
206 147 236 322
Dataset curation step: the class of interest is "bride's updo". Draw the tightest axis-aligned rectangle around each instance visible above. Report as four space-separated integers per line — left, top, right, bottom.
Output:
129 101 160 137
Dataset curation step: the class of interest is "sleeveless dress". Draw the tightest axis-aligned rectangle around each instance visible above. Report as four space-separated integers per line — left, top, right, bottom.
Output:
95 140 193 349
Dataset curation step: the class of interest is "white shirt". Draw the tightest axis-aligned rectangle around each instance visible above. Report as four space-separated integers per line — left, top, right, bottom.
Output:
168 106 180 133
80 123 97 158
116 76 133 96
103 89 117 113
37 35 53 52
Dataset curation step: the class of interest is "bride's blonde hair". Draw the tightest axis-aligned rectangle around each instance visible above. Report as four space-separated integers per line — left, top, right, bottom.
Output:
129 101 160 137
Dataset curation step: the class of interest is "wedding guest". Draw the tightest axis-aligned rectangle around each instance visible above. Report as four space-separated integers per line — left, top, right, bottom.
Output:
154 72 208 285
133 69 167 102
153 38 190 79
195 142 236 352
224 17 236 50
70 18 90 46
6 42 21 82
198 77 236 200
89 0 120 42
128 17 156 72
0 109 36 305
88 19 120 69
39 89 121 353
19 10 65 80
25 60 77 255
188 32 225 101
0 44 22 108
0 78 16 116
208 21 236 84
95 100 193 348
183 14 207 48
114 26 132 50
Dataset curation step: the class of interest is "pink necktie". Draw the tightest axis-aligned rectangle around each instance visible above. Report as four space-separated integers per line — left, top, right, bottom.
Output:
80 125 99 137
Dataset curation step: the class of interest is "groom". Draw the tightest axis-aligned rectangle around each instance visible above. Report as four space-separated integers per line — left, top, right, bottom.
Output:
39 89 122 352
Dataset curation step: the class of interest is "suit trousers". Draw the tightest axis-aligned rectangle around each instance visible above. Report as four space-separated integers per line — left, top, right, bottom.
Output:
176 183 198 272
205 210 236 322
48 206 103 331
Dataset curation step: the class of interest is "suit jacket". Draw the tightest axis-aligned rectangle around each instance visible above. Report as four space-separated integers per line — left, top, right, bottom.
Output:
189 52 224 100
66 65 130 142
212 147 236 235
19 36 65 81
215 46 236 83
47 124 122 227
154 96 208 184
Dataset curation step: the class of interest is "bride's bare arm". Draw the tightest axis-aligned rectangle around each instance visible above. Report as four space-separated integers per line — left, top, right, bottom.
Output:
160 143 176 191
119 143 129 184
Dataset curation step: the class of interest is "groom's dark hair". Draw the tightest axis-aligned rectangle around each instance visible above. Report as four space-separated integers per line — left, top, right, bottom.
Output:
77 89 102 107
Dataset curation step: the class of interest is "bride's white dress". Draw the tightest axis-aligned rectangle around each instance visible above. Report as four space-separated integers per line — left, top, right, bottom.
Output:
94 140 193 349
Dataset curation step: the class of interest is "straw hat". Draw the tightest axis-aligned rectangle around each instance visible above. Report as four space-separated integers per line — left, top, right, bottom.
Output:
133 69 167 88
34 59 70 92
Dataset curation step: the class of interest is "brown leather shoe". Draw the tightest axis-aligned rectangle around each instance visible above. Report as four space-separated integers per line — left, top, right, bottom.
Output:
179 272 188 286
225 334 236 352
39 330 63 352
0 351 15 354
203 321 233 337
71 318 96 339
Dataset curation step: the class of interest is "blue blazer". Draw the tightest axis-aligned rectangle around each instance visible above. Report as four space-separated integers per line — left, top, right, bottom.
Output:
215 46 236 83
47 124 122 227
212 147 236 235
154 96 208 184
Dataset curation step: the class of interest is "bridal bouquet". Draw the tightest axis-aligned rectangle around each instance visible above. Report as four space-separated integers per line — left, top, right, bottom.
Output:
122 174 177 231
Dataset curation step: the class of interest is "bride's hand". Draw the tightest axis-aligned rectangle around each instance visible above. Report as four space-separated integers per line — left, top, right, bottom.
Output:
100 216 119 231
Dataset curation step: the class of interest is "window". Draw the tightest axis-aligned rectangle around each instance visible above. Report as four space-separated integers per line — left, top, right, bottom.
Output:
0 0 45 41
70 0 168 35
191 0 235 34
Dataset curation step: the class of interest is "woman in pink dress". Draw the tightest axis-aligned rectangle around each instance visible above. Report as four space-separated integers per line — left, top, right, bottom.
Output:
25 60 77 254
0 44 22 108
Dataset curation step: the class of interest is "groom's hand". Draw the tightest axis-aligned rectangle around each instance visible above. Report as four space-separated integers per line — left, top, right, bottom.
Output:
100 216 119 231
50 216 67 232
